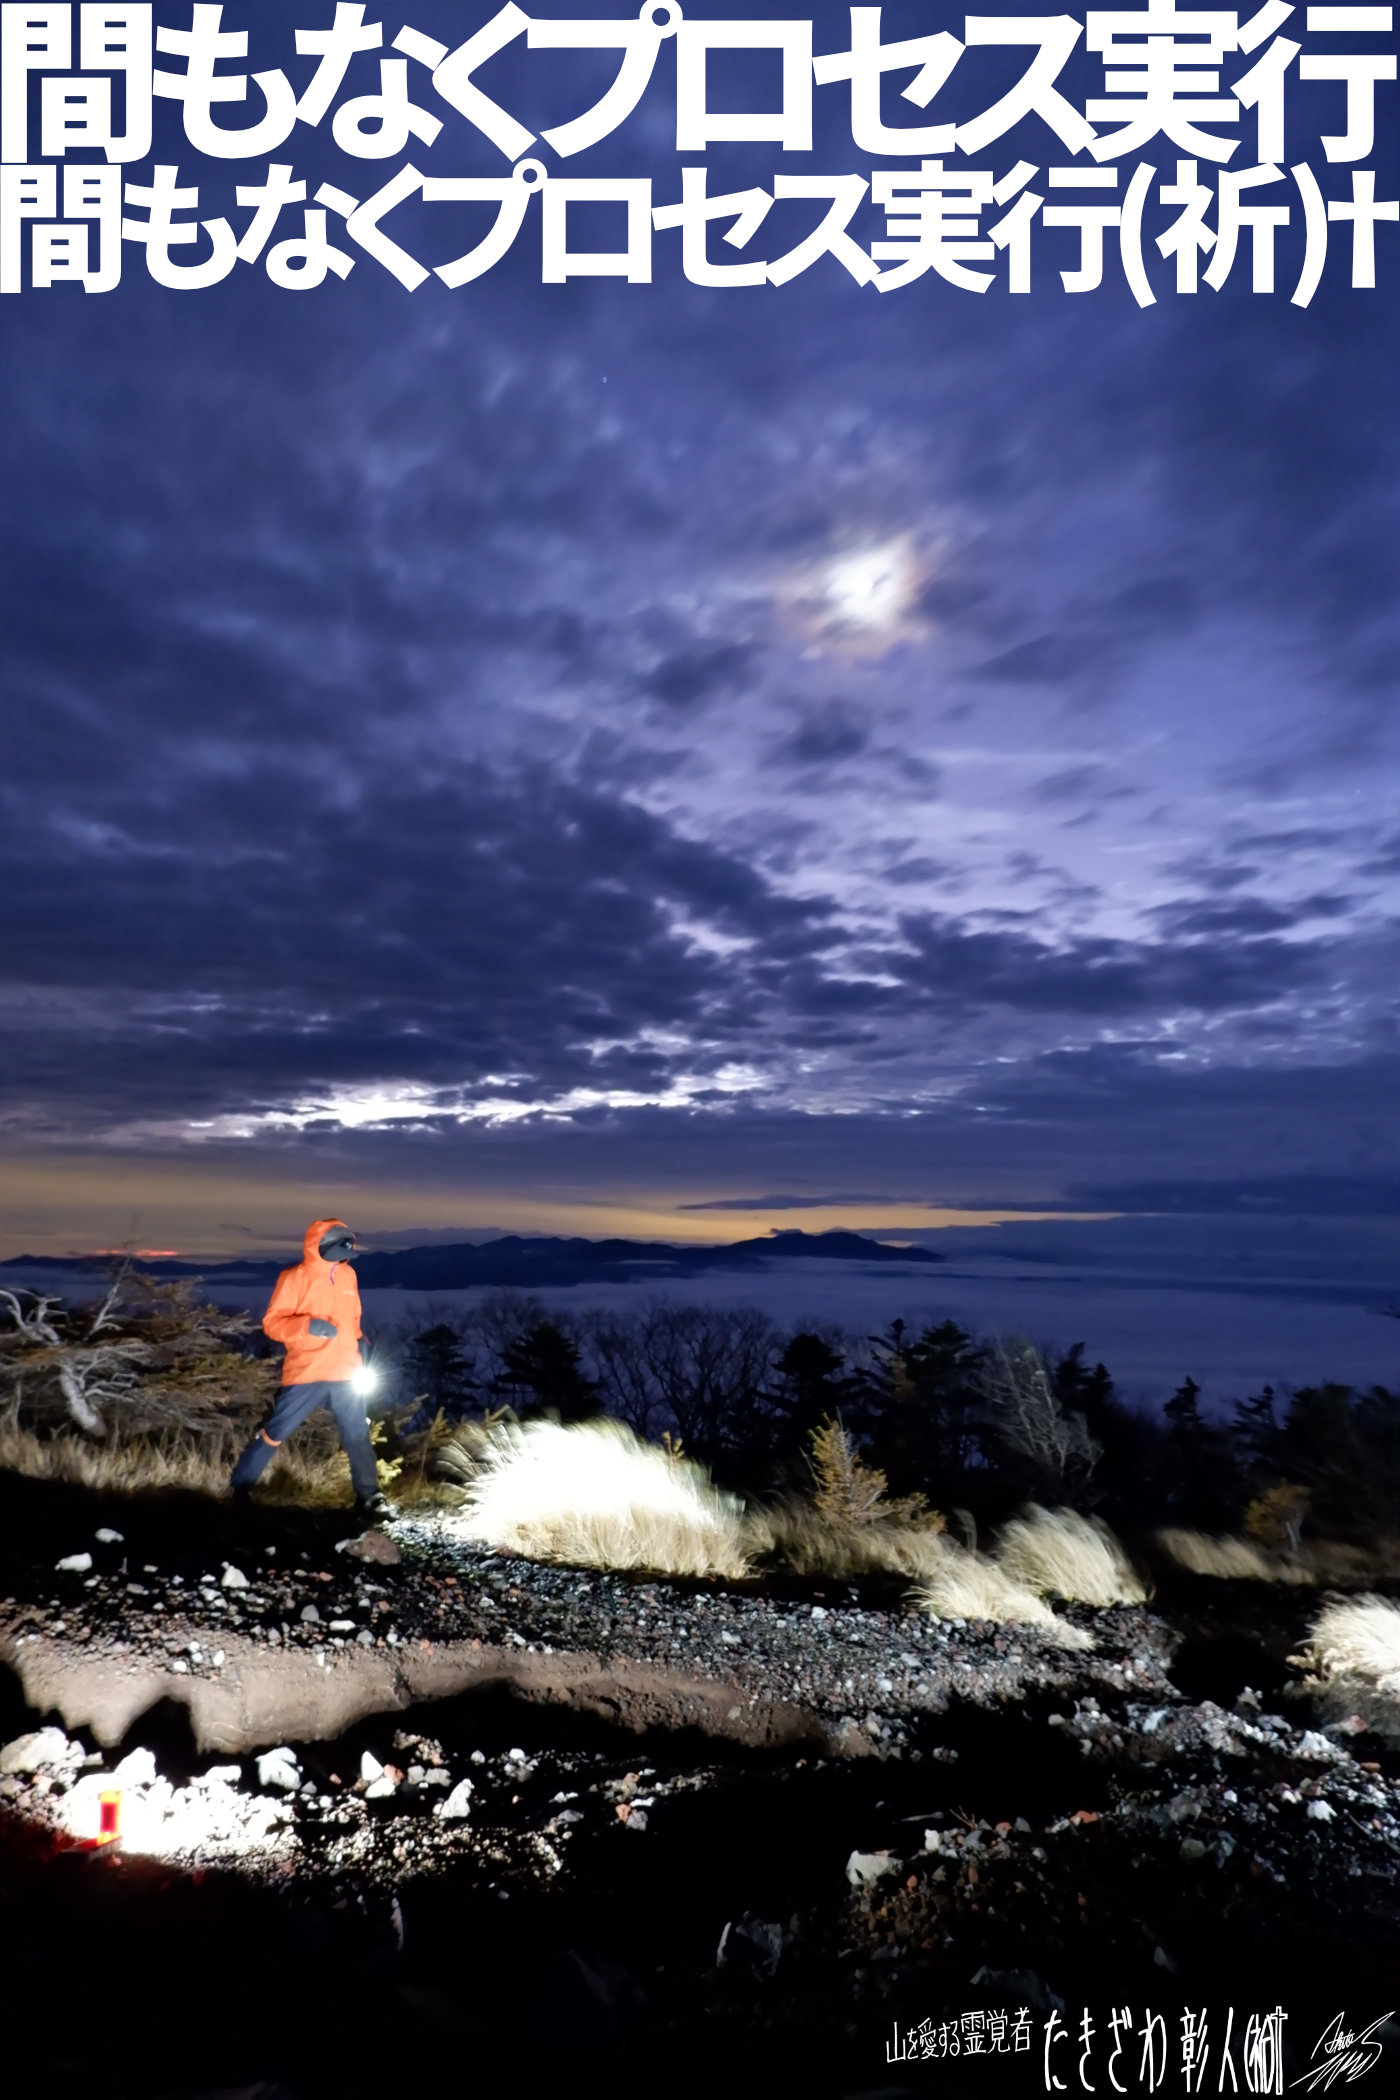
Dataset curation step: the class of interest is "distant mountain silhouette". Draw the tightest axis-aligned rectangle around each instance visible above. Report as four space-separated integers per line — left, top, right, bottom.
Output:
1 1228 943 1291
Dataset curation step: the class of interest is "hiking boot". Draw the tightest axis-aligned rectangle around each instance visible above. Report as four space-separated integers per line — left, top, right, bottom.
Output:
357 1492 395 1525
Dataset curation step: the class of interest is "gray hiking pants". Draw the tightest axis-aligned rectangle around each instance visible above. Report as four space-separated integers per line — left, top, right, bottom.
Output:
230 1379 377 1502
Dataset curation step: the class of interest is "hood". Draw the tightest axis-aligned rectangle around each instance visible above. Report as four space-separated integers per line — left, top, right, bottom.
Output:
303 1217 349 1264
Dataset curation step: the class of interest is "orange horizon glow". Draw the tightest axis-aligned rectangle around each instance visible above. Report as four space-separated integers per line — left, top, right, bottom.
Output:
0 1147 1111 1262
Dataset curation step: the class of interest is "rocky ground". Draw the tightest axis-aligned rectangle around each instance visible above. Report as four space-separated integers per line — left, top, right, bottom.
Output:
1 1474 1398 2100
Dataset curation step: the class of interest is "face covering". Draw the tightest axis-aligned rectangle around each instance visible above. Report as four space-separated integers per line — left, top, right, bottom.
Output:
318 1230 357 1262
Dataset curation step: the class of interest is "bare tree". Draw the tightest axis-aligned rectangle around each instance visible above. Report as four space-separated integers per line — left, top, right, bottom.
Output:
0 1290 63 1346
571 1301 778 1461
981 1336 1101 1499
85 1259 135 1340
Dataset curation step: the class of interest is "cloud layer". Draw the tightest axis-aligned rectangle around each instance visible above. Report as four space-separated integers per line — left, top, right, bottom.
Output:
4 2 1399 1247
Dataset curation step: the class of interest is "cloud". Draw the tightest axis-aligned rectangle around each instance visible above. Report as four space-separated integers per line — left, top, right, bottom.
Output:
642 642 759 712
766 701 871 769
677 1192 899 1211
2 56 1398 1245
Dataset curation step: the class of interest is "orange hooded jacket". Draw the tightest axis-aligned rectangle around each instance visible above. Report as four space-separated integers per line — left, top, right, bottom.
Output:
262 1218 364 1386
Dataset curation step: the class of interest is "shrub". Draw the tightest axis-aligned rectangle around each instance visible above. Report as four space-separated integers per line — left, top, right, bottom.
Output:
1243 1482 1309 1556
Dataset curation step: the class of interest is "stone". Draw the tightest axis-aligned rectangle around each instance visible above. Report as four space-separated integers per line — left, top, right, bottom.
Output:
300 1603 321 1623
94 1528 123 1544
56 1553 92 1574
114 1748 157 1786
0 1728 74 1775
256 1748 301 1791
1295 1731 1343 1762
360 1750 384 1784
337 1530 403 1565
436 1778 475 1820
221 1565 249 1590
846 1850 899 1888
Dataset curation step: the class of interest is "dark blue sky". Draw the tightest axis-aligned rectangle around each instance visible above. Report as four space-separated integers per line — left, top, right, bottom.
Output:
2 1 1398 1255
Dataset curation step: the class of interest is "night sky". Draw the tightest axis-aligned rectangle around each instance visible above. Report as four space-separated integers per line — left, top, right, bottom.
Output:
3 0 1398 1257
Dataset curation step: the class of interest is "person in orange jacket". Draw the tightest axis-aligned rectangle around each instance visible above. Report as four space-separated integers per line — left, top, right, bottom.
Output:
230 1218 391 1519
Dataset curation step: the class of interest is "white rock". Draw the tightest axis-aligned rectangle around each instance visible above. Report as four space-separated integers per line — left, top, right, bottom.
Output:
364 1774 398 1800
1295 1731 1343 1762
114 1748 157 1787
436 1777 474 1820
1306 1798 1336 1822
221 1565 249 1590
56 1553 92 1574
846 1850 900 1888
329 1620 356 1633
0 1728 74 1775
212 1651 225 1668
170 1658 188 1673
359 1750 384 1784
94 1528 124 1544
198 1765 242 1788
256 1748 301 1791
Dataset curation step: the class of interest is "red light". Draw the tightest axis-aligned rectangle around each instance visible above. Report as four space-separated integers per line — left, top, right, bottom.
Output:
97 1790 121 1843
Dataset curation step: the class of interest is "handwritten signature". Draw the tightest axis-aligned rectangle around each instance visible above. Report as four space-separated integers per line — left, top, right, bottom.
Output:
1291 2013 1394 2090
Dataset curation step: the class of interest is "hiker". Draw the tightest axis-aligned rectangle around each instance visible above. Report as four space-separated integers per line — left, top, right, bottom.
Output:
230 1217 392 1520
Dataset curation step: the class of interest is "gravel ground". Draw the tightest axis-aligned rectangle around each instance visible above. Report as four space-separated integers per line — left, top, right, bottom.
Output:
1 1480 1399 2098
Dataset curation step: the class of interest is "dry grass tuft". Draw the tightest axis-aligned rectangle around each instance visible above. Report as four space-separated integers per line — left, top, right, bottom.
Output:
1301 1594 1400 1693
0 1404 357 1507
439 1415 752 1579
0 1418 236 1497
1155 1527 1311 1583
995 1506 1148 1607
912 1540 1094 1650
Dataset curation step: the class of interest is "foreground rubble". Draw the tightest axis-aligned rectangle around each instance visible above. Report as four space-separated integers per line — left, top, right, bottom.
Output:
1 1481 1399 2098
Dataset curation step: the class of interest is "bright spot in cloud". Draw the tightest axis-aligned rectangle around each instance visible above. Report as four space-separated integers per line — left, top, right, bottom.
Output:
111 1063 771 1142
823 542 914 632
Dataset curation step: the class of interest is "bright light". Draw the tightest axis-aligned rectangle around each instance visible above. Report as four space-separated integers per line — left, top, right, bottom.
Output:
823 542 914 631
352 1366 378 1398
